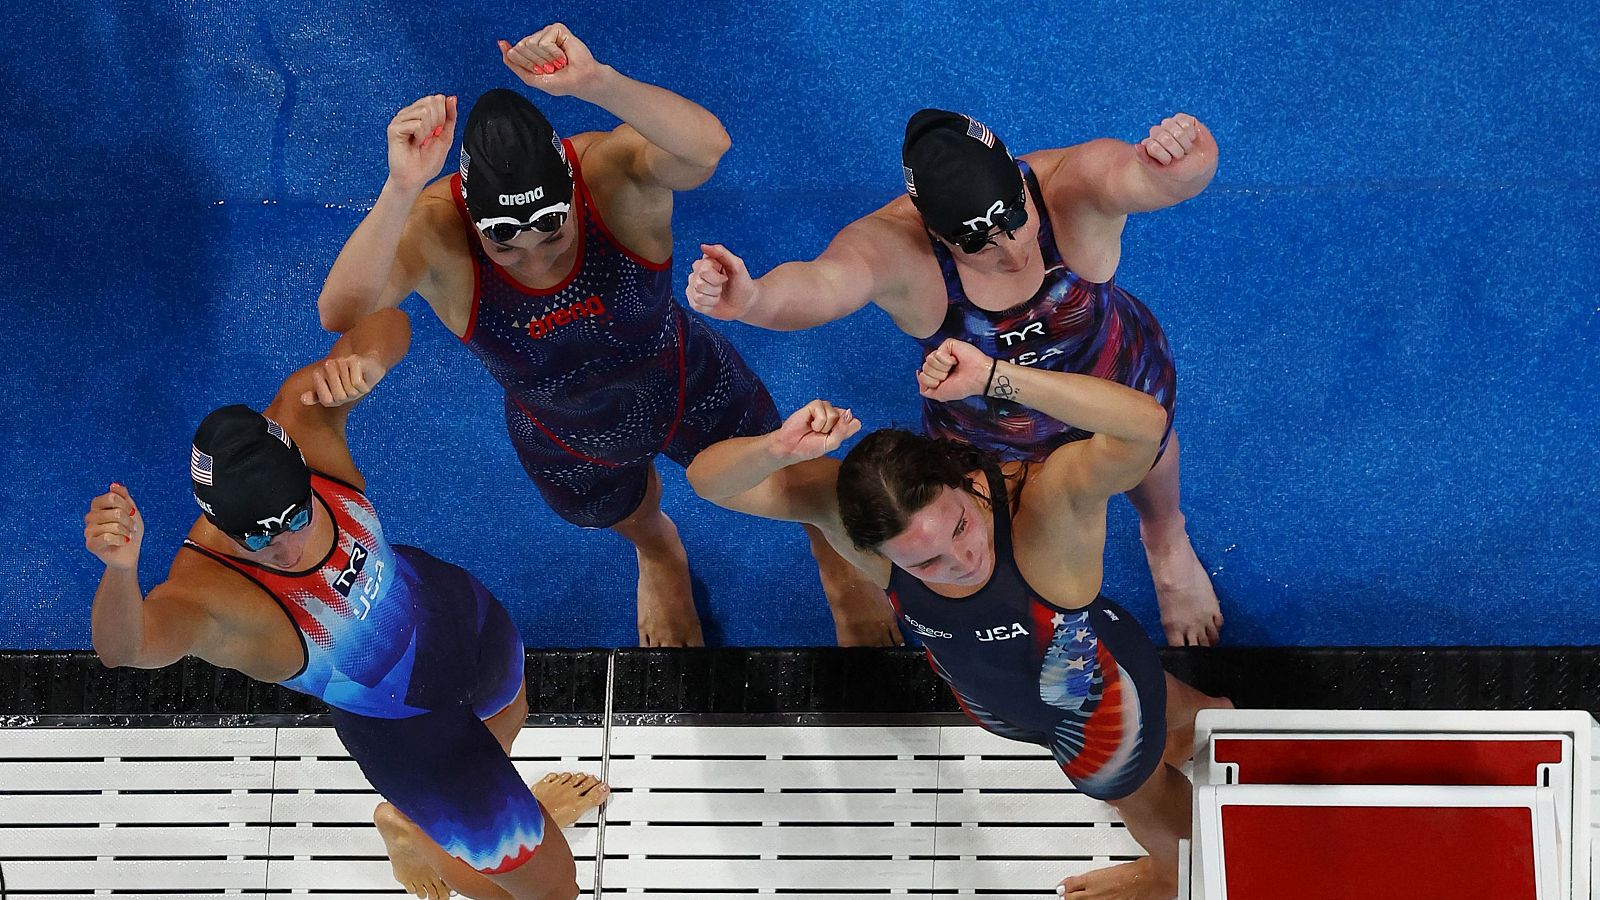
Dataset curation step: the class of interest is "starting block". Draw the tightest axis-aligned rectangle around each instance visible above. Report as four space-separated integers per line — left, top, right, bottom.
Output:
1182 709 1597 900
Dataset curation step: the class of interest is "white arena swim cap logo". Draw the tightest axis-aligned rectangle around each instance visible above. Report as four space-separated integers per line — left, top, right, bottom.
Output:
962 199 1008 232
499 186 546 206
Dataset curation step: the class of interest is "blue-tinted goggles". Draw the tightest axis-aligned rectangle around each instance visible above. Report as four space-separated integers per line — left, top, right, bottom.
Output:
233 498 312 551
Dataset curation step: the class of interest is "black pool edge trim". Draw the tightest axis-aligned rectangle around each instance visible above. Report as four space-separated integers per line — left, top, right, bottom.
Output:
1 647 1597 719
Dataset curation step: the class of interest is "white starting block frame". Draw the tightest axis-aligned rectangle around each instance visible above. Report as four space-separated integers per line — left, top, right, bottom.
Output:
1183 709 1598 900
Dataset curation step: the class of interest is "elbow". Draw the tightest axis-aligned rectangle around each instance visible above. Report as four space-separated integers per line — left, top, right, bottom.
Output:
683 467 716 502
92 641 134 670
317 298 351 334
708 126 732 166
686 127 731 181
1137 396 1170 447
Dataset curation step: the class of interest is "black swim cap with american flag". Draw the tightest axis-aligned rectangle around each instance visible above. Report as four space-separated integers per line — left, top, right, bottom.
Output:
901 109 1024 238
189 405 311 536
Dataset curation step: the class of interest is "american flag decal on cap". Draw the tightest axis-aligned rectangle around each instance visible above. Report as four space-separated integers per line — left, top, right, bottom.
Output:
965 116 995 148
265 417 292 448
190 446 214 486
903 165 917 197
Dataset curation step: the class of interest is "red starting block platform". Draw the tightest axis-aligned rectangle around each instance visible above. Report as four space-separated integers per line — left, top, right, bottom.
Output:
1183 710 1598 900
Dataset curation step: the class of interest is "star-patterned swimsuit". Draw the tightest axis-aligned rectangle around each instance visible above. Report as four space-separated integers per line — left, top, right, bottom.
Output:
449 142 778 528
885 465 1168 801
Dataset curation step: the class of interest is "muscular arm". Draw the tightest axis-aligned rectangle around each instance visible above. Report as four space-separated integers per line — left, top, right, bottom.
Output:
316 182 441 332
317 95 458 333
686 432 890 584
578 68 730 191
740 214 920 331
264 308 413 486
93 571 215 670
987 361 1168 502
1063 116 1219 217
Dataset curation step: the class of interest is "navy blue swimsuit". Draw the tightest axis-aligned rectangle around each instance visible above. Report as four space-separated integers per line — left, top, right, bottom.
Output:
886 466 1168 801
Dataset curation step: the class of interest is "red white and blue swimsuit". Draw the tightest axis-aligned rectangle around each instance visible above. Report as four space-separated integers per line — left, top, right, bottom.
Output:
886 467 1168 801
919 161 1177 463
183 471 543 874
450 141 778 528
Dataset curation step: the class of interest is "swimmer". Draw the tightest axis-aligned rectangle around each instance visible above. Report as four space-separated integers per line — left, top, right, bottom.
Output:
686 339 1230 898
83 309 605 900
317 24 895 648
687 109 1222 646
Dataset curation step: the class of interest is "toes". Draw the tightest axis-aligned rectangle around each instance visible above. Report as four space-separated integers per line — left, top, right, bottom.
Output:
1057 874 1087 893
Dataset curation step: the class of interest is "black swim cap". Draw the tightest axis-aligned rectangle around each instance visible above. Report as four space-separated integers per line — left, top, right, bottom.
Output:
460 89 574 232
901 109 1024 238
190 405 311 536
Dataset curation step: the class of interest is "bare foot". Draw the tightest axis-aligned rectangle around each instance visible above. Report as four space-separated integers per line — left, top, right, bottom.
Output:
374 802 454 900
806 524 902 646
830 593 903 646
1143 532 1222 647
635 530 703 647
1058 858 1176 900
1164 694 1235 768
821 573 900 647
532 772 610 828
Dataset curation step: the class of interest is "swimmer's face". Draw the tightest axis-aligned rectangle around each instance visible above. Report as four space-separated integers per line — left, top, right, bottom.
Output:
878 486 995 588
937 191 1038 276
478 213 577 271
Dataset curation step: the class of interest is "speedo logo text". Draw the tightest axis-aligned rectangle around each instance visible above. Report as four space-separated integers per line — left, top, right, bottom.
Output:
528 295 607 339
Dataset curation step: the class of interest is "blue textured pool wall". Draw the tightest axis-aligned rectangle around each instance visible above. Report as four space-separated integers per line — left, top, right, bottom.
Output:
3 1 1597 647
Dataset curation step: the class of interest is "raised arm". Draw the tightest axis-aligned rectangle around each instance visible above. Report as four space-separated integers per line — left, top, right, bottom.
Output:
84 484 216 669
1056 113 1218 217
686 401 889 582
499 24 729 191
317 95 457 333
264 308 412 485
685 212 920 331
917 339 1168 502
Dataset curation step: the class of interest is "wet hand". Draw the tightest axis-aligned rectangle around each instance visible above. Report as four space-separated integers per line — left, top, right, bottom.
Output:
1140 112 1199 165
499 24 602 98
917 338 992 401
301 354 385 408
386 94 457 193
84 482 143 570
686 244 757 321
770 400 860 462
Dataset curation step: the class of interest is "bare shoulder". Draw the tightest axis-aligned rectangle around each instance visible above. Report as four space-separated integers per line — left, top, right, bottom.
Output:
568 127 673 261
402 178 477 326
843 197 929 256
1026 142 1127 207
837 197 946 334
159 537 251 628
162 533 296 672
260 393 365 490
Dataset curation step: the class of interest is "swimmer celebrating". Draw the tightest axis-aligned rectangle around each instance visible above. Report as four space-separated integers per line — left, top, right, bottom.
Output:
83 309 604 900
688 109 1222 647
686 339 1230 899
317 24 893 648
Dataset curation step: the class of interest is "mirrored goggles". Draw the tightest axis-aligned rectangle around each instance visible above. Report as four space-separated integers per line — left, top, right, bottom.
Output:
944 197 1029 254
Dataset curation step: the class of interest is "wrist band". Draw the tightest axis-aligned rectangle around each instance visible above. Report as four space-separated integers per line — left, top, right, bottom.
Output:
983 357 998 397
